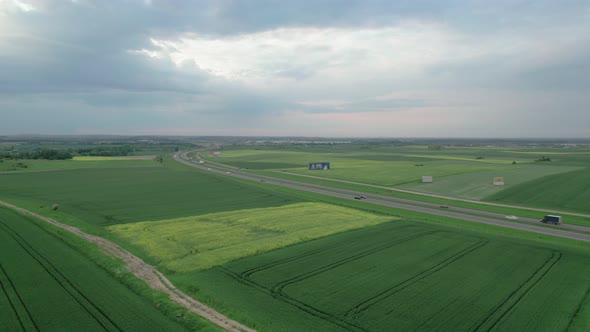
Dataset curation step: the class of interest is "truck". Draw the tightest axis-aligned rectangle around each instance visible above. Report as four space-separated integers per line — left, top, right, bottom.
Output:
540 215 562 225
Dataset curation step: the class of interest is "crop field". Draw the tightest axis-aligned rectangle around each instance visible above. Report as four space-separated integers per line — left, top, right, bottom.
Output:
202 150 520 186
176 221 590 332
205 147 590 214
108 203 395 272
0 164 303 227
0 207 188 332
398 165 582 200
486 168 590 214
73 155 157 161
3 144 590 332
0 158 158 173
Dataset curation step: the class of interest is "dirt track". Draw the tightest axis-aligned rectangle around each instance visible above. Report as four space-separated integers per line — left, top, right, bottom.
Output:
0 200 255 332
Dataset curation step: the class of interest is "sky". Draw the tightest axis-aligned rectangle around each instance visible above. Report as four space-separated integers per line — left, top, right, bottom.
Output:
1 0 589 138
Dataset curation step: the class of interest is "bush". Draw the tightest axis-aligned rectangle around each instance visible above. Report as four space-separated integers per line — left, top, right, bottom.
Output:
51 204 59 211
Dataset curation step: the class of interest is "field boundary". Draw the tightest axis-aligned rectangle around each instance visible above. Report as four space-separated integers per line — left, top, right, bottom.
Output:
0 200 255 332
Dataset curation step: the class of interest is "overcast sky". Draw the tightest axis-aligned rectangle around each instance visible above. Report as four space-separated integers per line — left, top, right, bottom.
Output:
1 0 589 137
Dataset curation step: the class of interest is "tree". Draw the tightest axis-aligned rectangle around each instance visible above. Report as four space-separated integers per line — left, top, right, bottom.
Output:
155 155 164 164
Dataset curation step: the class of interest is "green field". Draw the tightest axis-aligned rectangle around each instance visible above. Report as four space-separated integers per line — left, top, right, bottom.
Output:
3 148 590 332
0 164 303 228
72 155 157 161
0 158 159 173
174 221 590 332
203 150 522 186
398 165 582 200
204 147 590 214
486 168 590 214
109 203 394 272
0 207 191 332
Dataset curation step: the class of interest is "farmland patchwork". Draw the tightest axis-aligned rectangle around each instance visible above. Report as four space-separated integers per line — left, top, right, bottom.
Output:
108 203 396 271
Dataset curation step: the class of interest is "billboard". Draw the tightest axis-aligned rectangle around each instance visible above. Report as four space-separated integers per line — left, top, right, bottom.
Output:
422 176 433 183
493 177 505 185
308 162 330 170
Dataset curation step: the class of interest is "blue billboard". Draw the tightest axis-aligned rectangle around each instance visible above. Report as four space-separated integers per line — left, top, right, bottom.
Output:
308 162 331 170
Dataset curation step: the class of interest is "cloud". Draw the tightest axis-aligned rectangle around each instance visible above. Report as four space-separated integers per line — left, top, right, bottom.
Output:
0 0 589 137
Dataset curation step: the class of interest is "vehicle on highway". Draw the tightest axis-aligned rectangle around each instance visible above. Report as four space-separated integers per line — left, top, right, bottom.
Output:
354 196 362 200
440 205 449 209
541 215 562 225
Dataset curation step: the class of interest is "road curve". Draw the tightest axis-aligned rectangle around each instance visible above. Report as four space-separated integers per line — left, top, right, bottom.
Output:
176 152 590 243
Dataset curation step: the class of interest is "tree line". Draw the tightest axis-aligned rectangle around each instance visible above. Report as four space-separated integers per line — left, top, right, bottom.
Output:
0 149 73 160
0 145 136 161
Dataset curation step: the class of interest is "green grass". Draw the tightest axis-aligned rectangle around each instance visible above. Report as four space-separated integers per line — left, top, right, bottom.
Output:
172 220 590 332
3 148 590 331
247 166 590 229
0 158 159 172
108 202 395 272
205 150 518 186
486 168 590 214
204 146 590 214
0 206 191 332
398 164 581 200
0 165 303 228
72 155 156 161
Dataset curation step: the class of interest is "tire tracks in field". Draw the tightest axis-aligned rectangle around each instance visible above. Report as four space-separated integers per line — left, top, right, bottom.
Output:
267 232 439 332
0 222 121 332
0 264 39 332
565 284 590 331
344 239 489 320
0 200 255 332
472 250 562 332
270 231 438 296
221 225 416 291
221 231 437 332
239 224 416 280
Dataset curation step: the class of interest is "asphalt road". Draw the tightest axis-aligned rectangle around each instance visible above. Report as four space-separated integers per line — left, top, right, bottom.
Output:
175 152 590 243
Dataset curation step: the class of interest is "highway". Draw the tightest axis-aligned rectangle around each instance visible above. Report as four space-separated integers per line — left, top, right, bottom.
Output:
175 151 590 243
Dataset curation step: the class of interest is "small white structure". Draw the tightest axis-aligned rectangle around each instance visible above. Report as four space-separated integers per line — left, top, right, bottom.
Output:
493 177 505 186
422 176 433 183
